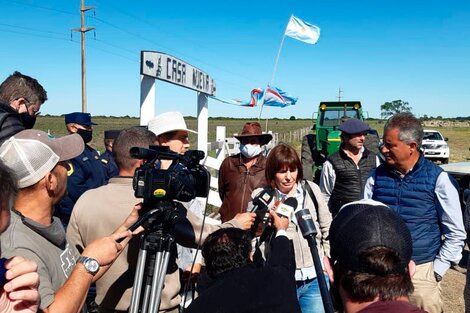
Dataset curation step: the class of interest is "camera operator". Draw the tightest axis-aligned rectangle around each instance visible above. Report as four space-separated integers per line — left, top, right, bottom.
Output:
185 210 300 313
68 122 255 313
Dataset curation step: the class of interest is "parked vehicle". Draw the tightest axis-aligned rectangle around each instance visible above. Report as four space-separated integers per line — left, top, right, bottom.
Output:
422 129 450 164
440 162 470 212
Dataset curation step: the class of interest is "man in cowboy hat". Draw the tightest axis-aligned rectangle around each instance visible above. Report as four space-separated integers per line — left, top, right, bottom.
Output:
218 122 273 222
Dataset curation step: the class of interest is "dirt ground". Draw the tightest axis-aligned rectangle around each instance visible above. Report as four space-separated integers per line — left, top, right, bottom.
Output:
442 249 467 312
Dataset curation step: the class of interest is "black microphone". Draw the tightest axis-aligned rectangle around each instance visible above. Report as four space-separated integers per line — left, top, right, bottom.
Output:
249 186 274 235
275 197 297 221
249 186 274 214
295 209 317 237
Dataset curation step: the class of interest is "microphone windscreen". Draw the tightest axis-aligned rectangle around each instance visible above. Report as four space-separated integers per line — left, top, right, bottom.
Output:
276 197 298 220
250 187 274 213
295 209 317 237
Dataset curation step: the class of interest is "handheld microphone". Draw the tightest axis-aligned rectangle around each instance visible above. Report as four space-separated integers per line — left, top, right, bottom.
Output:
275 197 297 221
295 209 317 237
249 186 274 236
249 186 274 214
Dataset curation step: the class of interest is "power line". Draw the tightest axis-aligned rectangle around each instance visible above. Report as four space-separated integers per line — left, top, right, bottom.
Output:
2 0 76 16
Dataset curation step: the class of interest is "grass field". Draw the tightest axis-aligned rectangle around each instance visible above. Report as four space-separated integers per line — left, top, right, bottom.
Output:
34 115 313 152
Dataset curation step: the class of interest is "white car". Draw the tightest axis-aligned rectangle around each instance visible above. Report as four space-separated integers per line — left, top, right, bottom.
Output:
422 129 450 164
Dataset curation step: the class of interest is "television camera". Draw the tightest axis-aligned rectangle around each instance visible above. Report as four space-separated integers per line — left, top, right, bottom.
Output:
127 145 210 313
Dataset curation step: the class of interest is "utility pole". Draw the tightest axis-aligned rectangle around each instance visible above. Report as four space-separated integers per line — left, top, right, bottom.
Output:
337 87 343 102
72 0 95 113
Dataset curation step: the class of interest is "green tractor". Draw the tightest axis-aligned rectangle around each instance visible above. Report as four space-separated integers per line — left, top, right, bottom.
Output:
301 101 377 183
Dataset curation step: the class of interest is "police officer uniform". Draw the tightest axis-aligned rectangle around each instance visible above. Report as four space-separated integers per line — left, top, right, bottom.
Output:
55 112 108 228
100 129 120 178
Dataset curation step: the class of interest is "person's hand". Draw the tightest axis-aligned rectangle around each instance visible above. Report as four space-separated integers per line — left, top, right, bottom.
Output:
82 231 131 266
0 256 39 313
116 203 144 235
269 209 289 231
233 212 256 230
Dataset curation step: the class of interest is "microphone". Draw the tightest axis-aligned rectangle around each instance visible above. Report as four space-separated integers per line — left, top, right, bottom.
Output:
275 197 297 221
295 209 317 237
249 186 274 236
249 186 274 214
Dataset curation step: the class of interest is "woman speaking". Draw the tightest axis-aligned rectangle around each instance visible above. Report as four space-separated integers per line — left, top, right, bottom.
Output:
251 143 332 313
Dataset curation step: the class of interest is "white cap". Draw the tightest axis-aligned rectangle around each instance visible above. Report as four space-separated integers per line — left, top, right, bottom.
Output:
0 129 84 188
148 111 197 137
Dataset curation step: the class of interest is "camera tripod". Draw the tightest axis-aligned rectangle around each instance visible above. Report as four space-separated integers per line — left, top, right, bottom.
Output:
128 202 179 313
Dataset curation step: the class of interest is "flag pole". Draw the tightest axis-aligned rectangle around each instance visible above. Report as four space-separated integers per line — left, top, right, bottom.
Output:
258 14 291 125
270 32 287 86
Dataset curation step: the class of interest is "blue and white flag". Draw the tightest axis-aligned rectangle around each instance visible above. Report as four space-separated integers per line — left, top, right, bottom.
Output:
263 86 298 107
210 87 297 108
285 15 320 45
210 88 263 107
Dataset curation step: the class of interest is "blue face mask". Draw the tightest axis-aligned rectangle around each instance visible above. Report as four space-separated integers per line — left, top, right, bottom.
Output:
239 144 262 158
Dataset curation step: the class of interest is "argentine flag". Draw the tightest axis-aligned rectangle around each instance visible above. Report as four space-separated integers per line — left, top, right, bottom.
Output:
285 15 320 45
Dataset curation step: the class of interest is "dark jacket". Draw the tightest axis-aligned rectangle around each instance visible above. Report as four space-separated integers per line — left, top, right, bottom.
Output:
185 235 301 313
55 144 108 228
372 155 442 264
218 153 267 222
328 147 376 216
0 102 24 146
100 149 119 179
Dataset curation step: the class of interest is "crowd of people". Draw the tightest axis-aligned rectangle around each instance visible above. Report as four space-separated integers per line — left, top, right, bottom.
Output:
0 70 469 313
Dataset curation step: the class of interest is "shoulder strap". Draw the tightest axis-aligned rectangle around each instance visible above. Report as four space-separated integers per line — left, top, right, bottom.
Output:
303 179 319 210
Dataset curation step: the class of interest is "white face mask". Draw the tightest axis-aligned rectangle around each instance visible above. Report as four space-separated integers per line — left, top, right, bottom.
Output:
240 144 262 158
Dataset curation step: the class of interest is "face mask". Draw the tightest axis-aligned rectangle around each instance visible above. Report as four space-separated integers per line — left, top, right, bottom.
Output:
19 112 37 129
240 144 262 159
77 128 93 144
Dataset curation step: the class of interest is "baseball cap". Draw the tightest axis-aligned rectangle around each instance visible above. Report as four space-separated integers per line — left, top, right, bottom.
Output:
0 129 84 188
104 129 121 140
329 199 412 273
338 118 370 135
64 112 97 126
148 111 197 137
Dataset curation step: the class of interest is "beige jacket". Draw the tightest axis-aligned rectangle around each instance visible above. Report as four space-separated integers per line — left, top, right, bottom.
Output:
251 180 332 270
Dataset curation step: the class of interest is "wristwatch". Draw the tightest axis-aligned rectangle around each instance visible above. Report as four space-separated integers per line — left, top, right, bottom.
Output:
77 256 100 276
434 272 443 282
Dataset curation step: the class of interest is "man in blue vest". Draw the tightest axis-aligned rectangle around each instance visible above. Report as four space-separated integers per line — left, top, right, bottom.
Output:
364 112 466 313
55 112 108 228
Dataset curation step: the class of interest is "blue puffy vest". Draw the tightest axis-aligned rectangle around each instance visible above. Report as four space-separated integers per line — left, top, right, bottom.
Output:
372 155 442 265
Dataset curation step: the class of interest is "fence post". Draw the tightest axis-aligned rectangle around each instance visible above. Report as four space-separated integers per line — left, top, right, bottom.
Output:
216 126 226 162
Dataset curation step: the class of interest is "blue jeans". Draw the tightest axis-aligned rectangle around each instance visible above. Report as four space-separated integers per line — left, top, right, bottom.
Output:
296 275 329 313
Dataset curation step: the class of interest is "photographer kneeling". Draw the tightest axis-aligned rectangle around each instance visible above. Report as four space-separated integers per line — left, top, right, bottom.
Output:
185 210 301 313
